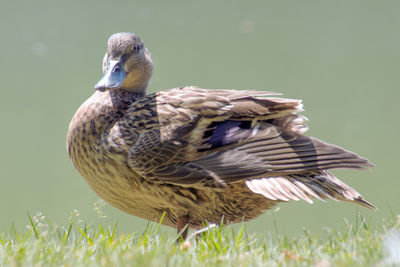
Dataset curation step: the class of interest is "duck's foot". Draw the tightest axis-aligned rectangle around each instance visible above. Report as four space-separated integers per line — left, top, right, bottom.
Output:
190 223 218 240
179 223 218 249
176 216 218 246
176 215 189 242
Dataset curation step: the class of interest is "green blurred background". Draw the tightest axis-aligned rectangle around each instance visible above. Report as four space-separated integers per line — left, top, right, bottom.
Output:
1 0 399 236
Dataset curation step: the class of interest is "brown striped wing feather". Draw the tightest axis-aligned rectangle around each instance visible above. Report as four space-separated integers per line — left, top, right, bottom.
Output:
125 87 374 208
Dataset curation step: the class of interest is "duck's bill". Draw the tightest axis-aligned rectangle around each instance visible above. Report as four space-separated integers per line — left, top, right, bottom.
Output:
94 59 126 92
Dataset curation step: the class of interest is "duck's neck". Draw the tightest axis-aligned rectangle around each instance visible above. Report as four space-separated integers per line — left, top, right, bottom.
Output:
109 89 145 110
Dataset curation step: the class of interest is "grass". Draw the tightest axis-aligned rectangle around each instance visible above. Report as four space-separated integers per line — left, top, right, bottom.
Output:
0 206 399 267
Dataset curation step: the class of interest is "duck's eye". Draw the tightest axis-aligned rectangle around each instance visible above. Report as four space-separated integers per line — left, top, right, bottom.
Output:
113 65 121 73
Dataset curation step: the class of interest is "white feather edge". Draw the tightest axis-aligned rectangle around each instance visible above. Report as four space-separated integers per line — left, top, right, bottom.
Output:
246 177 323 204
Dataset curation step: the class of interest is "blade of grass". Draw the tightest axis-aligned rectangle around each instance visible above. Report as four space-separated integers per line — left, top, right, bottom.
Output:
63 221 73 245
27 211 38 239
76 225 93 246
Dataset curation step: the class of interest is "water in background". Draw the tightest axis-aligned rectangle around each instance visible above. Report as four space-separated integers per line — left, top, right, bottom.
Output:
0 0 399 236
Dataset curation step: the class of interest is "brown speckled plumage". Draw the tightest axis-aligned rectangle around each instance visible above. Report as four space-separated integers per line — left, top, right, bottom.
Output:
67 32 375 237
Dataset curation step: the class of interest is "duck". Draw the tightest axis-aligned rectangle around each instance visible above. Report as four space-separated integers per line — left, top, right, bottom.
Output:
67 32 375 239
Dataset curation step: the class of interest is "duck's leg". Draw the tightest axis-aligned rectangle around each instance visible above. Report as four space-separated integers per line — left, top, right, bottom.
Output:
177 215 189 240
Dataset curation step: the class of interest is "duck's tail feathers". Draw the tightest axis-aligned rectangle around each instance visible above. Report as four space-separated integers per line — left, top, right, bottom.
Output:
246 170 376 210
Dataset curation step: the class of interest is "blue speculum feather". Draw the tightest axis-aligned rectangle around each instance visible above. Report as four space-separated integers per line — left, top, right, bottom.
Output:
207 120 253 149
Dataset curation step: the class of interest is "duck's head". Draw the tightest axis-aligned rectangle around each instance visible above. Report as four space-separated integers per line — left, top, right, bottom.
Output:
95 32 153 94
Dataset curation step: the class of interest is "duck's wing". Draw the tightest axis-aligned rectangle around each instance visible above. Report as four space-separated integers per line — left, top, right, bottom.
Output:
127 87 372 188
